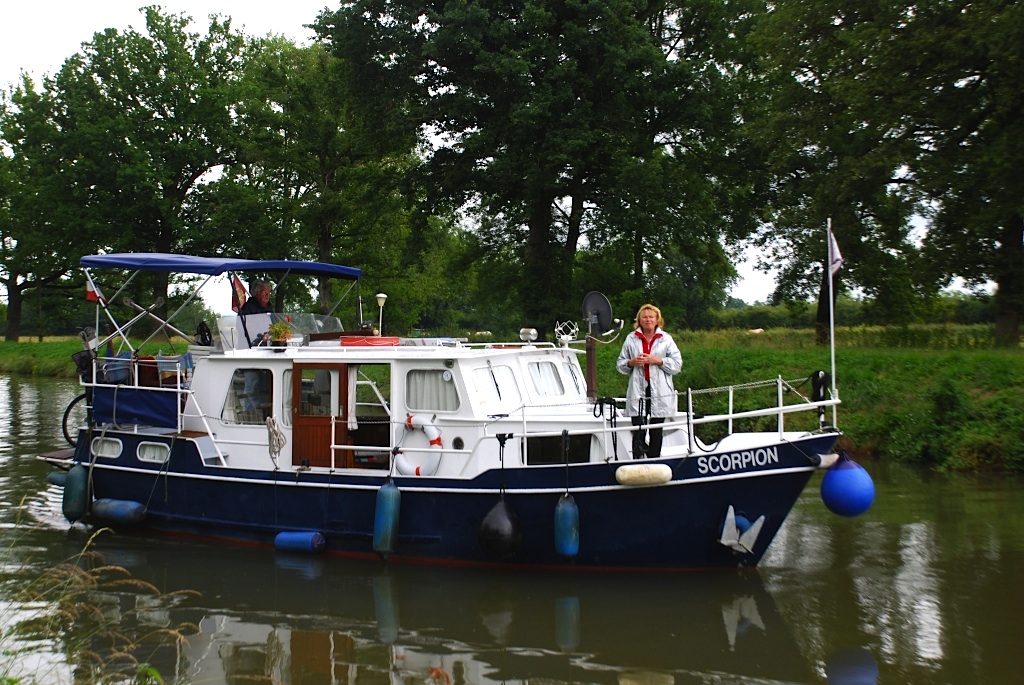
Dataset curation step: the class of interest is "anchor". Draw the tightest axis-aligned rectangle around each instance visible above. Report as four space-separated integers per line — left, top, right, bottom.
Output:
718 505 765 554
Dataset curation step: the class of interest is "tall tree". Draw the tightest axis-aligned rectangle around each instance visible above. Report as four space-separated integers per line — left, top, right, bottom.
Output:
0 78 100 341
898 0 1024 346
210 38 423 320
747 0 1024 345
46 6 250 313
317 1 752 337
744 0 924 342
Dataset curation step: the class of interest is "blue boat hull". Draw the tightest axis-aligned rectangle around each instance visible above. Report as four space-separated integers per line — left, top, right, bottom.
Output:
72 430 836 570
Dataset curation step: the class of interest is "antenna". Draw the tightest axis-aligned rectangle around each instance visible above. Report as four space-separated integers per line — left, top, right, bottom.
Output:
581 291 615 400
582 291 614 335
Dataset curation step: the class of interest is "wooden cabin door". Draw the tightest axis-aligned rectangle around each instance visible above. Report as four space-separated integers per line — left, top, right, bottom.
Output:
291 363 350 468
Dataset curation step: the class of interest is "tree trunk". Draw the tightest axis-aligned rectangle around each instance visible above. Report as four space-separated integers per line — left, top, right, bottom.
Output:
317 221 335 316
524 195 560 340
993 212 1023 347
3 281 24 342
631 221 645 292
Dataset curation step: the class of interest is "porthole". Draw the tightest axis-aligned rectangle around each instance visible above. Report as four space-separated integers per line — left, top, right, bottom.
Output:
90 437 123 459
138 441 170 464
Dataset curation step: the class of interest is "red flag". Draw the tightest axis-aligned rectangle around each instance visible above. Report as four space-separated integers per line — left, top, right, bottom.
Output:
85 280 105 304
231 274 248 313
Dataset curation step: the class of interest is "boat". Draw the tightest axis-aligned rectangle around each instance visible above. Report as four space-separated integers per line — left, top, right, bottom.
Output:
39 252 857 571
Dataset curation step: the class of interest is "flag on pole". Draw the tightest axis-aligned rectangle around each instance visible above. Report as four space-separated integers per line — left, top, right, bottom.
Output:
828 229 843 277
85 280 105 304
231 273 248 313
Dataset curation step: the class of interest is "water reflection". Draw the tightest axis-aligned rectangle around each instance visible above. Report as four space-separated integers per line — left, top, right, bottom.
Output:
0 375 77 460
57 532 812 685
824 648 878 684
761 463 1024 684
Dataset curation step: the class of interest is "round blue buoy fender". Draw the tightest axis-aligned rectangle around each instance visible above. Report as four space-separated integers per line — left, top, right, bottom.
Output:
47 470 68 487
274 531 326 553
62 464 89 523
554 493 580 557
821 452 875 517
479 498 521 560
554 595 581 651
373 479 402 557
91 498 146 524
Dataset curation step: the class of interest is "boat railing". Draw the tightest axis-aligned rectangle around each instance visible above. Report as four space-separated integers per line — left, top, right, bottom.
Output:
684 373 837 436
471 374 838 461
78 353 226 463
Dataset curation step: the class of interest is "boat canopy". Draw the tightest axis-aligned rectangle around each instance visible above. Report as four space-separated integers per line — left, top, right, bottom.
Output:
81 253 362 280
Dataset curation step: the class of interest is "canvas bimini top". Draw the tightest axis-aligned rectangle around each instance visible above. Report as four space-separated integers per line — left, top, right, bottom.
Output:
81 253 362 280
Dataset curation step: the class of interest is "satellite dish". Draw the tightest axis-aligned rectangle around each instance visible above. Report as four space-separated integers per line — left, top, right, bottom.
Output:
582 291 614 334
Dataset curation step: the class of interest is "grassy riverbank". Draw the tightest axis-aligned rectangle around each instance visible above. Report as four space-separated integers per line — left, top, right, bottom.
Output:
3 329 1022 472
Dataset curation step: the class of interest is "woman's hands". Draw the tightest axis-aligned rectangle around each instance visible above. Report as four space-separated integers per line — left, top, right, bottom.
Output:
630 353 661 367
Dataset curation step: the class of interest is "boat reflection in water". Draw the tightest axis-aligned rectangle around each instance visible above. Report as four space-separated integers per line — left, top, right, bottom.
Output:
73 534 814 685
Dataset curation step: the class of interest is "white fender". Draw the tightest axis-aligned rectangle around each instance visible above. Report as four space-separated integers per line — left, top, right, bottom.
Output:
395 414 443 476
615 463 672 486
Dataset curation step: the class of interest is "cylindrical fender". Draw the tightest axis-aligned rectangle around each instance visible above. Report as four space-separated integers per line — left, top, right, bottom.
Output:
395 414 443 476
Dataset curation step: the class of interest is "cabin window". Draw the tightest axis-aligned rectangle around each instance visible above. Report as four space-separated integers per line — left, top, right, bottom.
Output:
528 361 564 397
90 437 122 459
298 367 335 417
406 369 460 412
526 433 593 465
222 368 274 424
471 364 522 410
137 441 170 464
563 361 584 396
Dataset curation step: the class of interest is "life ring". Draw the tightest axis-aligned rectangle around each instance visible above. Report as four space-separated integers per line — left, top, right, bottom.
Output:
395 414 443 476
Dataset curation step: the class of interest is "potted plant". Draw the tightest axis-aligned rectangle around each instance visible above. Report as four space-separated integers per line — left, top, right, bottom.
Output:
268 320 292 344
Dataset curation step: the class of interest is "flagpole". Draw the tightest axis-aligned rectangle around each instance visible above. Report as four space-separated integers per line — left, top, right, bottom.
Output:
827 218 839 427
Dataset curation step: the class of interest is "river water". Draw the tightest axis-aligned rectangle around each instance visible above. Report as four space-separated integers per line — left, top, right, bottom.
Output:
1 374 1022 684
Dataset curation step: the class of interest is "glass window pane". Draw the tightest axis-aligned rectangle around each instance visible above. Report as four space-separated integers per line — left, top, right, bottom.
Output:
222 368 274 424
407 369 460 412
298 368 334 417
471 365 522 409
529 361 564 397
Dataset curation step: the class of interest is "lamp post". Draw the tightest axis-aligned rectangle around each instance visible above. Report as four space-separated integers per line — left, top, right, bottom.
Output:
376 293 387 334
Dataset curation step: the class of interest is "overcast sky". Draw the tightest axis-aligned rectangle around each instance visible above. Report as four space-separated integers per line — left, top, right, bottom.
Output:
0 1 330 87
1 0 775 307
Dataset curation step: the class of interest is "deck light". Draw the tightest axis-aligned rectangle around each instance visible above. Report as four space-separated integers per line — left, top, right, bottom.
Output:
376 293 387 334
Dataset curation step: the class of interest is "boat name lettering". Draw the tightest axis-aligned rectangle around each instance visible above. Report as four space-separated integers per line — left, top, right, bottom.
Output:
697 447 779 474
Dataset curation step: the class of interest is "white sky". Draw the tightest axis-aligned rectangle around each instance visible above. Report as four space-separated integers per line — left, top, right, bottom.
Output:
0 1 331 87
1 0 776 309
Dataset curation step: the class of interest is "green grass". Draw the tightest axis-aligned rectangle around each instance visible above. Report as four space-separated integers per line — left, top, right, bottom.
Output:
2 516 196 684
592 329 1024 472
0 339 85 377
0 337 191 378
4 328 1023 472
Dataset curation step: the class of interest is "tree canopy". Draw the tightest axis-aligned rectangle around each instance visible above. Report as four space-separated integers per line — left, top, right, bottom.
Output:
315 0 754 335
1 1 1019 343
744 0 1023 343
